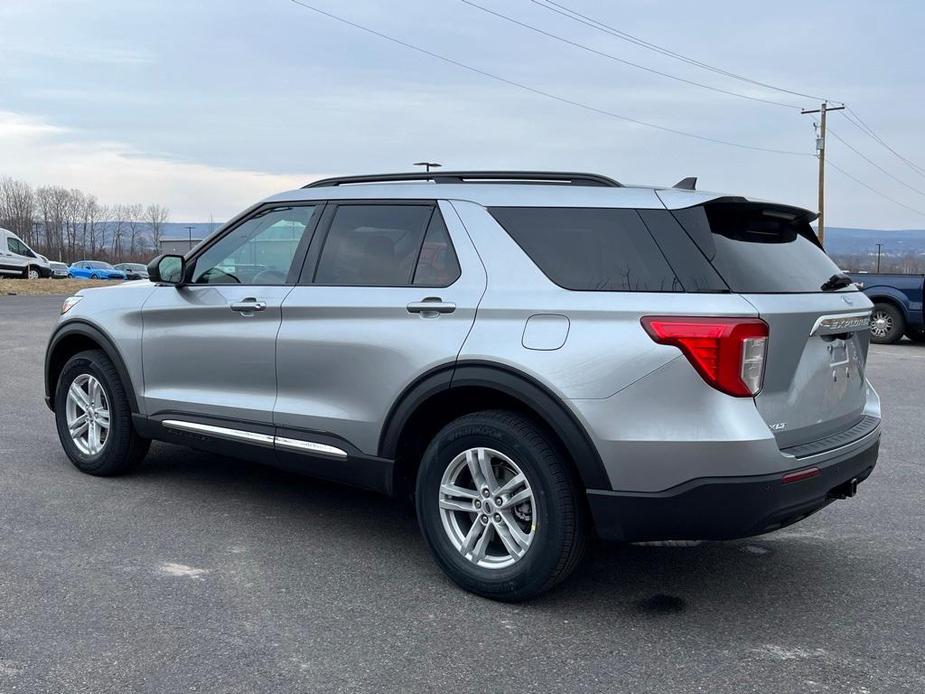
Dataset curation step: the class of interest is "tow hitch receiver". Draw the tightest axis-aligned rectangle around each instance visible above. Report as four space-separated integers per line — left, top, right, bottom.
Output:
830 477 860 500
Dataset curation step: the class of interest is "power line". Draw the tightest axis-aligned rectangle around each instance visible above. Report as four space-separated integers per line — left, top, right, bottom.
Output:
827 127 925 199
827 158 925 218
840 108 925 180
288 0 810 157
529 0 838 105
460 0 798 109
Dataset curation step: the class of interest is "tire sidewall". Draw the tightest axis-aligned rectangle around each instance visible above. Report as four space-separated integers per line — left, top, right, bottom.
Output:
416 417 571 597
54 353 127 474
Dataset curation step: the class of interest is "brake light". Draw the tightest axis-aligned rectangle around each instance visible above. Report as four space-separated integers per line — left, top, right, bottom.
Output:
641 316 769 397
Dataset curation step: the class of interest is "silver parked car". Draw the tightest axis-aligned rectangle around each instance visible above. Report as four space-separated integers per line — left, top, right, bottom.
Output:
44 171 880 600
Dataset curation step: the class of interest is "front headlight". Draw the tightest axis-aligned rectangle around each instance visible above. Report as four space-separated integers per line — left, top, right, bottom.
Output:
61 295 83 315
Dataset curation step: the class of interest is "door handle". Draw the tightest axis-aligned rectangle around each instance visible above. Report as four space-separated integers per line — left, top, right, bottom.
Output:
230 298 267 314
407 297 456 316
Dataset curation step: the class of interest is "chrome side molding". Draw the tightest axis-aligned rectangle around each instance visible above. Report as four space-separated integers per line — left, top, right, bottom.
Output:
162 419 348 458
275 436 348 458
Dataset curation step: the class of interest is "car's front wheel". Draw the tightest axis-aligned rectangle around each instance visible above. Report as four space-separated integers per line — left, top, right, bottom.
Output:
24 265 39 280
54 349 149 475
416 410 587 601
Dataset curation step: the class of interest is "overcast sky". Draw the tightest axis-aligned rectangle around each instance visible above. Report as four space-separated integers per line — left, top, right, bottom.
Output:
1 0 924 227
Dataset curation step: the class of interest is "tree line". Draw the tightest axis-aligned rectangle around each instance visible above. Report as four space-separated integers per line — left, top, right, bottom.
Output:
0 176 169 264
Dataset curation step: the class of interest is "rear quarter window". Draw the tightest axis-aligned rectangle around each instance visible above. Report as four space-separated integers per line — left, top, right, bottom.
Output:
673 202 844 293
488 207 681 292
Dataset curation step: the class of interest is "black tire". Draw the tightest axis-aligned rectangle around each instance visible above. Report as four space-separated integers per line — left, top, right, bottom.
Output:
415 410 587 601
89 273 99 280
905 327 925 343
54 349 149 476
869 302 904 344
23 265 39 280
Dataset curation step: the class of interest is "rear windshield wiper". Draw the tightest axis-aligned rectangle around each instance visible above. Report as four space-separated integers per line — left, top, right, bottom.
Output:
820 273 853 291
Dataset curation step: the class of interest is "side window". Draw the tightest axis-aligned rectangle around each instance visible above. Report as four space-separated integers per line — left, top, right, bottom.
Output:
314 204 433 286
192 205 316 285
412 211 461 286
8 237 31 256
489 207 681 292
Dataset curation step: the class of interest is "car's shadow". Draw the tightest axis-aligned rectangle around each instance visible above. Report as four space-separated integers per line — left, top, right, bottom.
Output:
131 441 861 617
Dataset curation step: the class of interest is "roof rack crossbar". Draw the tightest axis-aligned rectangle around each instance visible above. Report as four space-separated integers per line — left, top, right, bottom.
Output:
303 171 622 188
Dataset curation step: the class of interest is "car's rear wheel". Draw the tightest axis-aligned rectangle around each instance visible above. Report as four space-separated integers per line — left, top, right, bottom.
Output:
869 303 904 344
54 349 149 475
89 273 99 280
415 410 587 601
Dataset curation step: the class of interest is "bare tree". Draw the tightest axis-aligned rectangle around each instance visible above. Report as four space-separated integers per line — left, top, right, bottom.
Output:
0 177 36 244
124 203 144 256
145 203 169 253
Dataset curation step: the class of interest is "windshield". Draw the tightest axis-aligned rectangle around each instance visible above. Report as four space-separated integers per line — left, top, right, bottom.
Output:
86 261 114 269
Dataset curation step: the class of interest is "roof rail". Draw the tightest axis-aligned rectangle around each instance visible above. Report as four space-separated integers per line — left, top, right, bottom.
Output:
303 171 622 188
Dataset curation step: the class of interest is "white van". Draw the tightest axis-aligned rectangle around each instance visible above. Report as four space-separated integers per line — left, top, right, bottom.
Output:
0 227 51 279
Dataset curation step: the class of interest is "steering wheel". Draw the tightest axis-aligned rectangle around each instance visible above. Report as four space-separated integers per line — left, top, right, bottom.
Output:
199 267 241 284
251 269 287 285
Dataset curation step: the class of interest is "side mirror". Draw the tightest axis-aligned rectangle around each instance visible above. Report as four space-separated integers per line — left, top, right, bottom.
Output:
148 254 186 285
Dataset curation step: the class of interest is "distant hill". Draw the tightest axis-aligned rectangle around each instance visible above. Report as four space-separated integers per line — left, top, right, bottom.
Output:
824 227 925 256
161 222 222 241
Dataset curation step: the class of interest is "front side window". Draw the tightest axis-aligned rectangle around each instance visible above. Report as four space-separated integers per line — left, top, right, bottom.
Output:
8 237 32 256
192 205 316 285
314 204 435 286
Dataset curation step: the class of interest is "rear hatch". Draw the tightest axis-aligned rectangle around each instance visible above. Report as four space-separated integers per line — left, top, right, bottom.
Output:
670 199 872 449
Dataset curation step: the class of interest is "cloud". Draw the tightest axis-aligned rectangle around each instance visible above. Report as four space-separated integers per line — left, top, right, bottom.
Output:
0 111 326 220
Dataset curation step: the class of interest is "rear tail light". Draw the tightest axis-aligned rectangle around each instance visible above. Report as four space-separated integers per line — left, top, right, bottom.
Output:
641 316 769 397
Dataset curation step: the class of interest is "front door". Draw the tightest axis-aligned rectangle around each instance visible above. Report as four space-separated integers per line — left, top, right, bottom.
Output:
141 204 322 424
274 200 486 455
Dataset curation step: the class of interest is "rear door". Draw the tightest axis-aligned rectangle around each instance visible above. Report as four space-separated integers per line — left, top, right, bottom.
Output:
274 200 486 455
141 204 321 423
671 200 872 448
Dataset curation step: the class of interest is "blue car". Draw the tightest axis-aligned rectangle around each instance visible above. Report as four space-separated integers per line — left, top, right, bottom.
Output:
68 260 127 280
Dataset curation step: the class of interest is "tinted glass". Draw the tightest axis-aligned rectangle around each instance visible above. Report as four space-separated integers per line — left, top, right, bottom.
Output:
8 237 28 255
87 261 113 269
673 203 844 293
636 210 728 293
413 210 461 286
489 207 681 292
192 205 316 285
315 204 433 286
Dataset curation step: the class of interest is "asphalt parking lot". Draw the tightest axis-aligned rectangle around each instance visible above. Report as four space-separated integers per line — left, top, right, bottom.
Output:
1 295 923 693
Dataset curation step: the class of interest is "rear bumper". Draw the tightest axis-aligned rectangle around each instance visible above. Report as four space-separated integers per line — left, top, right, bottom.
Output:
587 432 879 542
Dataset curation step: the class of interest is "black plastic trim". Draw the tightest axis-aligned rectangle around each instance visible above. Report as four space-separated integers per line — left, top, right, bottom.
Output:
780 415 880 458
45 320 140 413
135 413 395 495
588 436 879 542
378 360 610 490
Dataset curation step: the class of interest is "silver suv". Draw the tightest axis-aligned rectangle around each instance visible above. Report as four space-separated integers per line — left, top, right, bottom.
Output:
44 171 881 600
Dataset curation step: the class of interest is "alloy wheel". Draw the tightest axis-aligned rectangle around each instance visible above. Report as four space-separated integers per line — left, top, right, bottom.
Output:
65 374 111 455
438 447 535 569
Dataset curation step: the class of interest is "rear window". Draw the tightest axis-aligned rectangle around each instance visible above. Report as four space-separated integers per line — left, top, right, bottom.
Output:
488 207 681 292
673 202 843 293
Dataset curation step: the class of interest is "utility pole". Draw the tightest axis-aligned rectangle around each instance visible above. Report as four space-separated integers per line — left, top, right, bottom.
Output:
185 225 194 250
413 162 442 172
875 242 883 273
802 102 845 248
